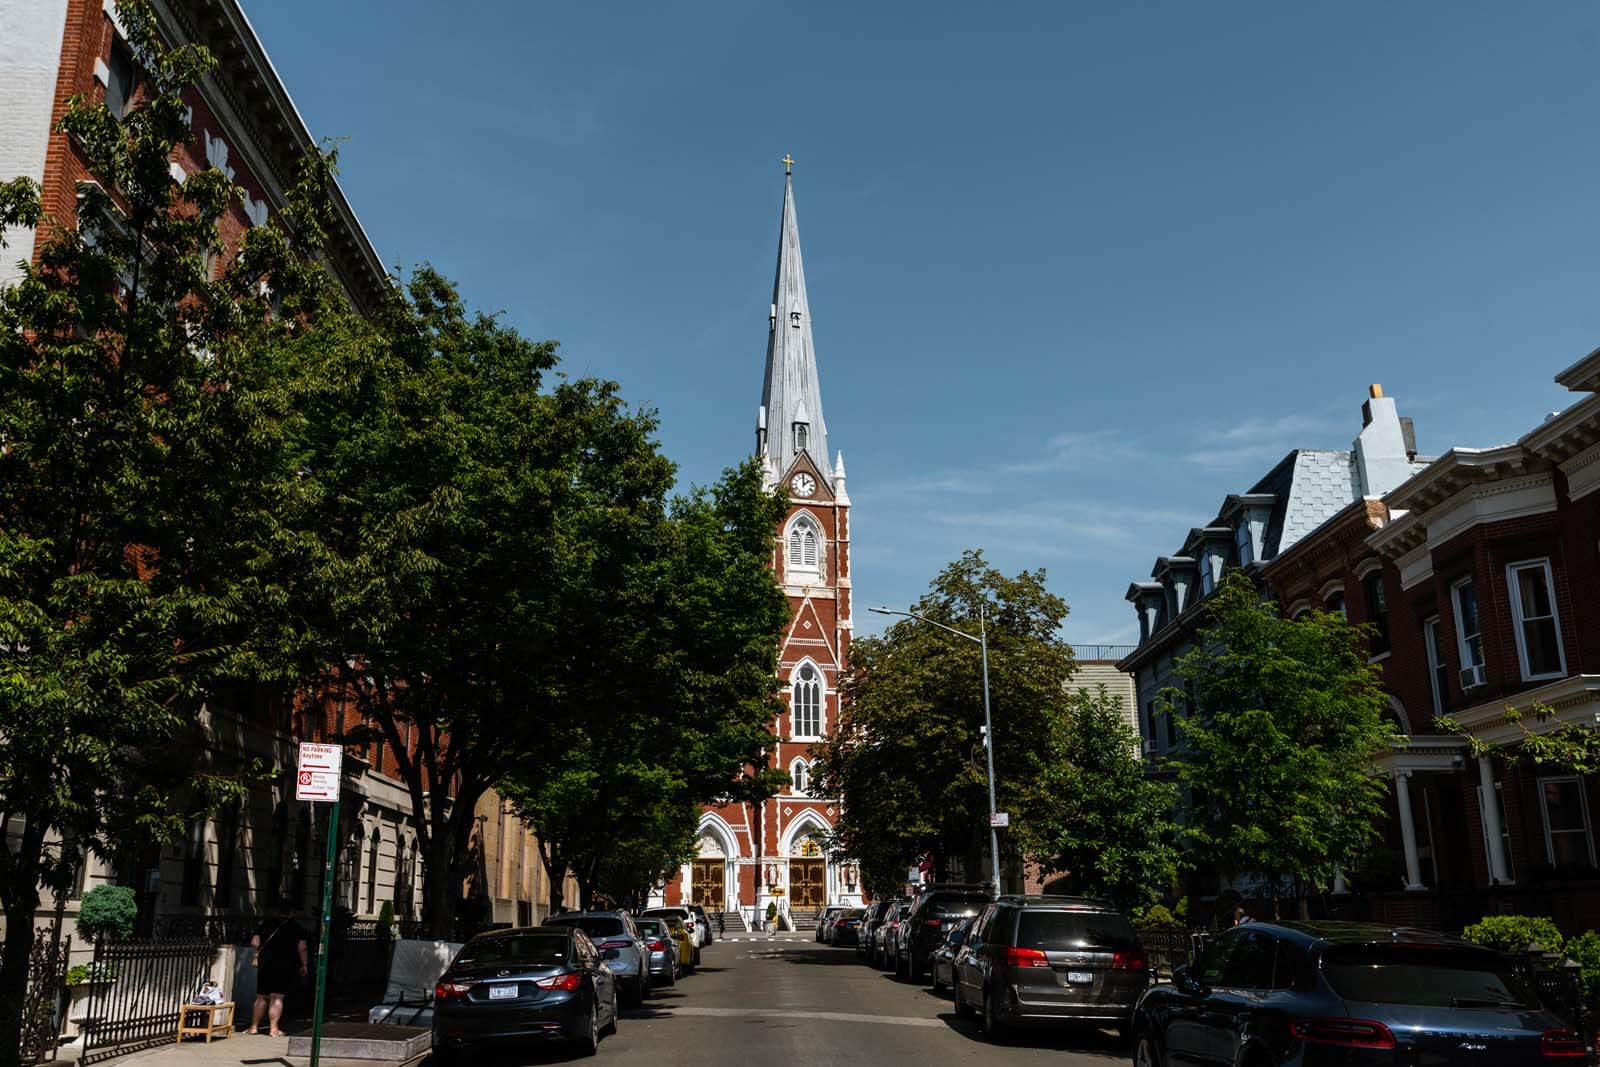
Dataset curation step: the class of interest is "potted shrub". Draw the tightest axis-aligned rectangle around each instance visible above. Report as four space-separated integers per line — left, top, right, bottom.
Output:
62 961 119 1037
765 901 778 933
75 885 137 943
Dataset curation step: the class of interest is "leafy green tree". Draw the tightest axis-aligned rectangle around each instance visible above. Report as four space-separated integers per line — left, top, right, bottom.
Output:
0 4 334 1058
1161 573 1399 917
812 550 1078 892
1018 685 1180 909
504 461 789 909
1437 701 1600 775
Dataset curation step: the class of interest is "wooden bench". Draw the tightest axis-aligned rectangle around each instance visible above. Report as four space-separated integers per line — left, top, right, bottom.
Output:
177 1002 235 1043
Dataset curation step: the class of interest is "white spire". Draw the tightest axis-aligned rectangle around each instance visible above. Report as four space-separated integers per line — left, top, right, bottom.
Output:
833 451 849 503
758 167 831 481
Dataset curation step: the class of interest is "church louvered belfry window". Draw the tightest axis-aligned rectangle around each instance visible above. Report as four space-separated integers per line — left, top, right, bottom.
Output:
792 663 822 738
790 758 810 795
787 515 820 578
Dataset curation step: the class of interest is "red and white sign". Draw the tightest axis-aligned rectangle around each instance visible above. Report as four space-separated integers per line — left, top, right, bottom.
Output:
989 812 1010 828
295 742 342 802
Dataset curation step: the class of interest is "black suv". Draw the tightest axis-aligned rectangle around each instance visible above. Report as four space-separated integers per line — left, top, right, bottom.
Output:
895 883 992 983
951 895 1146 1041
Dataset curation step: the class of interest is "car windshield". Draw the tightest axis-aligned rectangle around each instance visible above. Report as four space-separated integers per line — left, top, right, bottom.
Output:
1015 910 1137 950
1321 945 1538 1008
546 916 625 939
455 934 569 966
944 922 970 946
929 893 990 919
843 910 865 920
636 920 667 938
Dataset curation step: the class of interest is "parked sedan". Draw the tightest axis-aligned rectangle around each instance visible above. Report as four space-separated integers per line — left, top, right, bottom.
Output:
633 918 678 986
929 918 972 994
1131 921 1587 1067
858 901 892 961
831 908 866 948
817 905 848 943
686 903 716 944
544 911 652 1007
432 926 617 1059
876 903 911 970
897 884 990 982
641 909 700 970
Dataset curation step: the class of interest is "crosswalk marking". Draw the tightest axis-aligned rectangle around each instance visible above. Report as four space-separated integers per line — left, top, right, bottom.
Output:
654 1006 943 1028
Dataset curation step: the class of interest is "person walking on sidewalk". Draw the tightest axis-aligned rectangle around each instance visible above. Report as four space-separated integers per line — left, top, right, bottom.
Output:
247 907 308 1036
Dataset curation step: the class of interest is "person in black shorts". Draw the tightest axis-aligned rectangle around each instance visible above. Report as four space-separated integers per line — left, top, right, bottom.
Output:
248 908 308 1036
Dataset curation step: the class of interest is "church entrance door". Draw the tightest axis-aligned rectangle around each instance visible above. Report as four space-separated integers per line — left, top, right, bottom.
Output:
691 859 725 911
790 859 825 909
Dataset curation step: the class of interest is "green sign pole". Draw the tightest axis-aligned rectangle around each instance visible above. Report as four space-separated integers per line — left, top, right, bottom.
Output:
310 794 340 1067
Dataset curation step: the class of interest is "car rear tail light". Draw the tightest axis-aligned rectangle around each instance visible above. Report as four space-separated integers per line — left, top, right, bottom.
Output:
1112 950 1147 972
1289 1018 1397 1050
924 919 943 927
597 939 632 950
534 973 583 992
1542 1028 1587 1059
1003 946 1050 968
433 980 472 1000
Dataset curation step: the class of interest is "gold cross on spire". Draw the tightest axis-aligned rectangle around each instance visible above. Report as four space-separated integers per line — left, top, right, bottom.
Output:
781 154 795 175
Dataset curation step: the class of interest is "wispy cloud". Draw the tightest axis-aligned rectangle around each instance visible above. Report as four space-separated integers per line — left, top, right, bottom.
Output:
1186 410 1348 471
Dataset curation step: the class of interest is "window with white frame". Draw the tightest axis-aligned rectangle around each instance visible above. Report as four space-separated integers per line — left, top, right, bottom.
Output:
1198 551 1215 597
1422 617 1448 717
1507 560 1565 680
1539 776 1595 869
791 663 822 738
790 758 810 796
1452 577 1485 687
1477 781 1515 882
786 514 821 579
1362 572 1389 654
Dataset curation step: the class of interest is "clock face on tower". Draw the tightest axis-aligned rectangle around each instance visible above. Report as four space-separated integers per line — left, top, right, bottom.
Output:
790 473 816 498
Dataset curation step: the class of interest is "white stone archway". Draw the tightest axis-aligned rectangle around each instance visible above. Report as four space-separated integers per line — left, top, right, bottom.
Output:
691 812 740 913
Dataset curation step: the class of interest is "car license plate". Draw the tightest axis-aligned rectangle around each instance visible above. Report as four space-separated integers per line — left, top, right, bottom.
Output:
488 984 517 1000
1066 971 1093 985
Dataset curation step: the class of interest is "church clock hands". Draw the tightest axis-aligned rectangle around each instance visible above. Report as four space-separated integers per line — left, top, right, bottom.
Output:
790 473 816 498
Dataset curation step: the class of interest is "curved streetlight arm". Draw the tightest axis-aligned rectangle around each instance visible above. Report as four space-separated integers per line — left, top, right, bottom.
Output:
869 603 1002 894
868 606 980 645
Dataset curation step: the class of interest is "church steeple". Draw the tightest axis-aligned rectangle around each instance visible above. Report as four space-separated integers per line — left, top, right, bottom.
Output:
757 165 831 483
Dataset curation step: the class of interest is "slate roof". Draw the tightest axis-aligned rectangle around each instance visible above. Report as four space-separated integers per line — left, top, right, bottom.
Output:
759 173 831 482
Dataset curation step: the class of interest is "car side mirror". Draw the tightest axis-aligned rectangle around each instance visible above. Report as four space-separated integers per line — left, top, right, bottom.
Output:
1173 964 1207 996
602 948 620 960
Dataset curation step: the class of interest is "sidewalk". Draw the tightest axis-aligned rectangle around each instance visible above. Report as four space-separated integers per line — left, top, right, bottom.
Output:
64 1032 408 1067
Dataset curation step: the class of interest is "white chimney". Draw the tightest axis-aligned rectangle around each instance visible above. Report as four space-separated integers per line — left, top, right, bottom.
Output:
1354 384 1412 498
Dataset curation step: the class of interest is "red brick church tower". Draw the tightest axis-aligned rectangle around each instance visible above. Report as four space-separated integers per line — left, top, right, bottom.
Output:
657 163 859 927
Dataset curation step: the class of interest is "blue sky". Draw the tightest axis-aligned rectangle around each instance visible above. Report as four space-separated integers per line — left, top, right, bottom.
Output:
248 1 1600 646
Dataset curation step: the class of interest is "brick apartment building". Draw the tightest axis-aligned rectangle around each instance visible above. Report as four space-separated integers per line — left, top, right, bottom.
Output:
0 0 571 944
1264 366 1600 934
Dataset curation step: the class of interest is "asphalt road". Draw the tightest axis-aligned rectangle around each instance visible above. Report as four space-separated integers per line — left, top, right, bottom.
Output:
452 933 1133 1066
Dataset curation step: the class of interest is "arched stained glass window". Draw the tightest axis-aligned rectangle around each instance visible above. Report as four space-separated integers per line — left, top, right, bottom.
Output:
790 758 810 795
792 663 822 738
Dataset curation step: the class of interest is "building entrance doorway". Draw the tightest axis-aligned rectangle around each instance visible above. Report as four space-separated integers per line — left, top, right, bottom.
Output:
691 859 725 911
790 859 825 908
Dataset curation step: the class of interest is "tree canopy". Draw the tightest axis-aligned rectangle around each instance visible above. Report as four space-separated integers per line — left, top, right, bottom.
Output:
1161 572 1400 915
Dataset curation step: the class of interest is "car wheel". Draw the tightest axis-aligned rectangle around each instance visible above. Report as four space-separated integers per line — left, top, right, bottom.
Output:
600 994 618 1037
622 977 644 1009
1134 1031 1162 1067
664 965 676 987
953 985 973 1018
981 990 1006 1043
930 967 945 993
573 1002 599 1057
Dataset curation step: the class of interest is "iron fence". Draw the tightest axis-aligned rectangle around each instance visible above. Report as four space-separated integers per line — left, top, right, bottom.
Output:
1134 926 1196 979
79 938 217 1064
149 915 256 944
19 927 70 1065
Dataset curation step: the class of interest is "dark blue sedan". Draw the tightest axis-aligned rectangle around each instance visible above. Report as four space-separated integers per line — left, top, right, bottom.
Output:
1130 921 1586 1066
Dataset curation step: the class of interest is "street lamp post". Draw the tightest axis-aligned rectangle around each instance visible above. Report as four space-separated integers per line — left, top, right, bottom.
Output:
869 603 1002 894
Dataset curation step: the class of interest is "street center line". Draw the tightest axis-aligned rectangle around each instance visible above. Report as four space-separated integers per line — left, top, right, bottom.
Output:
656 1006 944 1028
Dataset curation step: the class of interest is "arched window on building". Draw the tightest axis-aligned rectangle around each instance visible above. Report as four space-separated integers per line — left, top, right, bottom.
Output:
790 758 810 796
792 662 823 739
786 514 821 581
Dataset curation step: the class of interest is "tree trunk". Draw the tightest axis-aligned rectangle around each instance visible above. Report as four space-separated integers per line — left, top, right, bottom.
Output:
540 846 569 914
0 887 42 1067
421 834 457 939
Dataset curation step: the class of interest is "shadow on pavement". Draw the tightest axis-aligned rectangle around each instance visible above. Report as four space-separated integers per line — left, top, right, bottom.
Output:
766 947 865 967
935 1012 1129 1059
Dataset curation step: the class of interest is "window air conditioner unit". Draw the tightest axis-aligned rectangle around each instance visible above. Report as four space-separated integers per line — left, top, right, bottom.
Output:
1142 739 1159 757
1459 664 1486 690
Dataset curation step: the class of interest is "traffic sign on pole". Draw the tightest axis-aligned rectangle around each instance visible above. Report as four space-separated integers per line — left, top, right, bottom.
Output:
295 742 341 1067
989 812 1010 828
